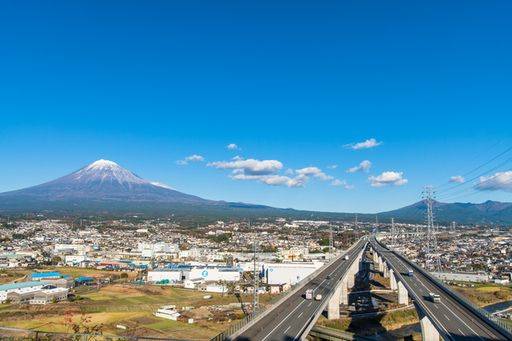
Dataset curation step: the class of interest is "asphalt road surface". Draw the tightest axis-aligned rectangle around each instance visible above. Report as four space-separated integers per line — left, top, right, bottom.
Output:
235 239 367 341
371 239 510 341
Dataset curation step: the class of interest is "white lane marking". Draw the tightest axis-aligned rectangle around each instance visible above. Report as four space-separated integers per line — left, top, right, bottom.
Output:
440 301 483 340
307 302 312 307
261 300 306 341
411 264 484 340
444 314 450 321
458 328 466 336
313 279 326 293
284 326 291 334
298 311 303 318
382 254 451 339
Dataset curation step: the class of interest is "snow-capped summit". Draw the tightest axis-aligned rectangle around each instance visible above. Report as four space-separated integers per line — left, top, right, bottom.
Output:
72 159 148 187
86 159 120 169
0 159 209 205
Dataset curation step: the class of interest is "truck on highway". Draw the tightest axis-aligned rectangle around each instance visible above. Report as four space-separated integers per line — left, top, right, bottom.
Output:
407 269 414 277
344 255 349 260
305 289 313 300
428 292 441 303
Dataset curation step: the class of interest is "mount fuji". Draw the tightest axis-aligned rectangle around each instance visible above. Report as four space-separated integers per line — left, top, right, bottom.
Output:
0 159 259 218
0 159 209 204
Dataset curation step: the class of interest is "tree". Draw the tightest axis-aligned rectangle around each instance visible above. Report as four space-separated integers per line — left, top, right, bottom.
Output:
63 311 103 340
51 256 62 265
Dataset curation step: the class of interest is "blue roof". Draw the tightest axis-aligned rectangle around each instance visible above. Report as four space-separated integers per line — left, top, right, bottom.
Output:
75 276 94 282
31 271 62 279
0 281 45 292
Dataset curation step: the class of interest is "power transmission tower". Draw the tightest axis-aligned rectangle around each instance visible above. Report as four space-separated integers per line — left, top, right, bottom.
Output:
252 222 259 313
422 186 440 270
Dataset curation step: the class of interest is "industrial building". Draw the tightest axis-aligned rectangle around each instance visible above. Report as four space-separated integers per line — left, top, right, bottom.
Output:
432 271 491 283
264 261 323 285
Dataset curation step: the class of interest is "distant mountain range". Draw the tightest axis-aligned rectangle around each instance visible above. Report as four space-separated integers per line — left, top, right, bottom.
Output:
0 159 511 225
377 200 512 225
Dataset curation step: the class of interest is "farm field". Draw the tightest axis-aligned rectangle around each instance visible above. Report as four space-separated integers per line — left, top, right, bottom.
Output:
0 283 265 340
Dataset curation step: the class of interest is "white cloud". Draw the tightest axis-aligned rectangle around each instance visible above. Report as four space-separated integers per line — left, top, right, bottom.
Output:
331 179 354 190
295 167 333 181
345 138 382 150
369 171 408 187
327 164 338 169
449 175 465 183
227 143 240 150
230 170 307 188
208 158 283 175
261 174 307 188
346 160 372 173
150 181 174 190
176 154 204 165
209 158 336 188
475 171 512 192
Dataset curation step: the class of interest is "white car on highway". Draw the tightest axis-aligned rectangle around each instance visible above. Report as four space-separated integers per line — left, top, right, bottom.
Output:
315 294 322 301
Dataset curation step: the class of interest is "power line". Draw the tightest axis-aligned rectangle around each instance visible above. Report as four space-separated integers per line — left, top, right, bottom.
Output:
439 164 512 202
435 142 509 189
438 155 512 199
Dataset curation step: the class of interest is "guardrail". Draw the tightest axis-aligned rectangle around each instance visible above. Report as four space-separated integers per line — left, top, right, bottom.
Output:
299 242 368 340
374 238 512 339
210 239 366 341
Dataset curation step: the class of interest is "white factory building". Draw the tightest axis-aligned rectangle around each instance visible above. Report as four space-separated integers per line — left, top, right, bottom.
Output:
432 271 491 283
147 269 183 283
147 264 241 285
264 261 323 285
0 281 46 303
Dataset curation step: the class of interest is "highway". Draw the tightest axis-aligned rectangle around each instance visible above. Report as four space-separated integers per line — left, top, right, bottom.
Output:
234 239 367 341
371 238 510 341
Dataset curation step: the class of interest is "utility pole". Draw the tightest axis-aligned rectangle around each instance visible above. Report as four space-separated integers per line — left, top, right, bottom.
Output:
251 221 259 313
329 225 334 258
391 217 396 244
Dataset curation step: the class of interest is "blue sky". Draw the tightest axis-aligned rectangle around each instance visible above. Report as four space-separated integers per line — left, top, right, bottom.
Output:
1 1 511 213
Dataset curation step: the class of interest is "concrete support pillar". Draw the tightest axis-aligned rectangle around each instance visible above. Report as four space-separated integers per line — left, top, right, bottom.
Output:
383 263 390 278
327 284 341 319
389 269 397 290
378 257 384 273
346 267 355 289
340 280 348 305
420 316 440 341
397 281 409 305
